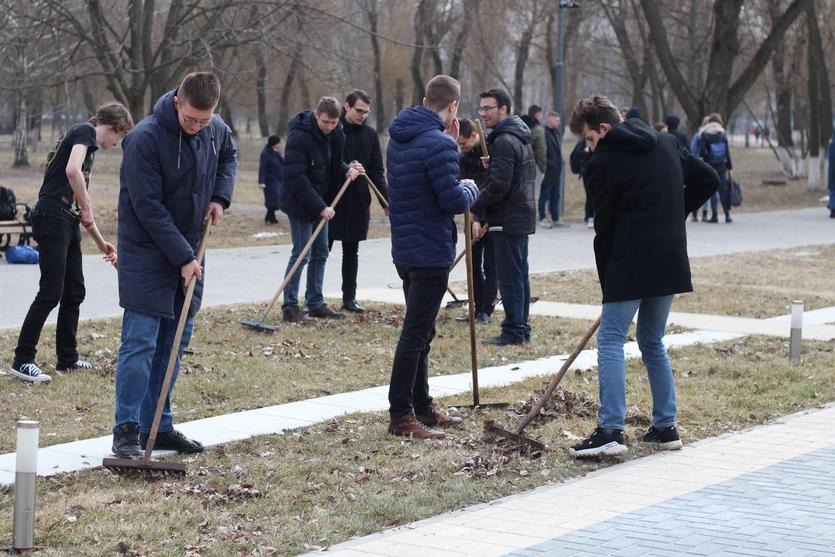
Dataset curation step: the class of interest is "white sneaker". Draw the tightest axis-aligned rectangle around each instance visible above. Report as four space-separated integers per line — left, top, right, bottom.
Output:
539 219 553 229
10 362 52 383
587 218 594 229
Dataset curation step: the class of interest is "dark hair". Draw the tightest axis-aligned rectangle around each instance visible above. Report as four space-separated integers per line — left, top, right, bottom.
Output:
267 135 281 146
425 75 461 112
569 95 621 135
625 107 642 119
178 72 221 110
316 96 341 119
527 104 543 118
480 88 512 114
345 89 371 107
458 118 476 138
90 102 134 134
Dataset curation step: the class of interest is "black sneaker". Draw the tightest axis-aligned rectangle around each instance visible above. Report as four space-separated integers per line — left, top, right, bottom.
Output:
642 425 683 450
112 423 143 459
140 429 204 454
10 362 52 383
308 303 345 319
569 427 627 458
342 299 364 313
56 359 93 372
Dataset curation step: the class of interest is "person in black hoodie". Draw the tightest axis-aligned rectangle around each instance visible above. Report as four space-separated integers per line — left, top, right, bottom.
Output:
280 96 364 323
567 95 718 458
664 114 689 151
456 118 496 325
258 135 283 224
327 89 388 314
473 88 537 345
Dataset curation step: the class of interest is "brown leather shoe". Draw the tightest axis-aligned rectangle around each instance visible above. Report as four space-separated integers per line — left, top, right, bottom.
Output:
283 306 314 323
388 412 445 439
415 405 463 428
308 303 345 319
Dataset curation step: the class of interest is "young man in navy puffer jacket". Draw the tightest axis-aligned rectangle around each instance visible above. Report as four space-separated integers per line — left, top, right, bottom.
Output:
386 75 479 439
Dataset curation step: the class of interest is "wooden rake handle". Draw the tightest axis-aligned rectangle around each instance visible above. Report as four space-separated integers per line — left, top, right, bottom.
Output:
143 218 212 462
514 316 601 435
255 176 355 324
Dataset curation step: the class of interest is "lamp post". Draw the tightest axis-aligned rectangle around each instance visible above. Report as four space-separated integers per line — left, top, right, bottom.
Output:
555 0 579 216
13 420 39 552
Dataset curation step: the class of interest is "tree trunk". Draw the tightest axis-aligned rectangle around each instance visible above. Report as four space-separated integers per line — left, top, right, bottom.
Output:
805 0 832 150
449 0 475 79
395 78 405 113
366 0 387 133
513 25 535 115
410 0 428 106
13 96 29 167
254 43 269 137
601 1 648 121
640 0 805 128
277 24 304 137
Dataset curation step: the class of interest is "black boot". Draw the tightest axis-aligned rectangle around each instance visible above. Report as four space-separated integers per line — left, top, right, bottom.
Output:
112 423 143 459
342 299 364 313
265 208 278 224
140 429 204 454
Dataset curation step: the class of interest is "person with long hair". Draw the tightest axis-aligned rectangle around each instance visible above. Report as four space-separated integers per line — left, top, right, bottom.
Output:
11 102 133 383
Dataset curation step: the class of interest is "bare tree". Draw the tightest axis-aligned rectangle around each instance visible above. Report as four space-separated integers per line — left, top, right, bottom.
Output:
640 0 806 129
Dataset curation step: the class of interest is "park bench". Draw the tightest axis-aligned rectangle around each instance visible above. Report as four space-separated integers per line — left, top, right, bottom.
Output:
0 204 34 255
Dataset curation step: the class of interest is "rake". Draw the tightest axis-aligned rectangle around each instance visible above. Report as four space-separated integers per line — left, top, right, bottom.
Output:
102 219 213 476
242 175 355 332
486 316 601 450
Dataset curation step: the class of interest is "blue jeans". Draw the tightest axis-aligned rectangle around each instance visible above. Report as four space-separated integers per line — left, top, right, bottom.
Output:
282 215 329 311
492 233 531 342
538 179 559 221
597 295 676 430
113 309 194 433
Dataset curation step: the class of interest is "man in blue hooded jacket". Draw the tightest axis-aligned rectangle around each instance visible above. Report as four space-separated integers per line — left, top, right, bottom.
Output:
386 74 479 439
111 72 237 459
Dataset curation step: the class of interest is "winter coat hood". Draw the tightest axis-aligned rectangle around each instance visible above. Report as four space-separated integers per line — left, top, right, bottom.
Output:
389 106 444 144
702 122 725 135
153 90 181 135
289 109 342 139
596 118 657 154
488 115 532 145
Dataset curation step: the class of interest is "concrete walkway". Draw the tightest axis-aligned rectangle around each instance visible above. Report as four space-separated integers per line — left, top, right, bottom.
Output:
2 207 832 330
308 403 835 557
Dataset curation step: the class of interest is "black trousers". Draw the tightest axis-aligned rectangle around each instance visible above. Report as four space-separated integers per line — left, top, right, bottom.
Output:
388 265 449 418
328 238 360 302
583 179 594 221
14 205 85 367
472 234 498 316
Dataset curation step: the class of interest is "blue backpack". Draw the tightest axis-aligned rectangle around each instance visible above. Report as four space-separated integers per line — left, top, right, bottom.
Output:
4 245 39 264
702 133 728 166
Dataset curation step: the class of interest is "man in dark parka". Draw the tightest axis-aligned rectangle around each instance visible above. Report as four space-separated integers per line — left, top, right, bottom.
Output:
472 88 537 346
327 89 389 313
112 72 237 459
567 95 718 458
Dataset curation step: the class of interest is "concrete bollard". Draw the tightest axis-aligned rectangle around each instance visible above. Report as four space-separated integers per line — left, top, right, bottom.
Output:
13 420 38 552
789 300 803 362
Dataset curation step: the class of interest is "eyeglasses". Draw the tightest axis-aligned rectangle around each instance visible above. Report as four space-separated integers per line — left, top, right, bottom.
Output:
353 107 371 115
478 105 498 113
182 115 213 128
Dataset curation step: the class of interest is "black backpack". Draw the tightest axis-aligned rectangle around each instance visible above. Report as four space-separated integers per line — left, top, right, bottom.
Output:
0 186 16 221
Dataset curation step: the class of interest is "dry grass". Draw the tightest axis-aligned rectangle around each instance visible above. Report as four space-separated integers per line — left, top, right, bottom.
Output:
1 335 833 556
0 137 823 254
0 302 595 452
525 244 835 318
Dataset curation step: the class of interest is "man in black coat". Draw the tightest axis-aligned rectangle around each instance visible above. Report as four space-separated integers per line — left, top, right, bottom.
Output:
281 97 364 323
569 138 594 226
541 111 565 226
258 135 283 224
473 88 537 346
327 89 388 313
566 95 718 458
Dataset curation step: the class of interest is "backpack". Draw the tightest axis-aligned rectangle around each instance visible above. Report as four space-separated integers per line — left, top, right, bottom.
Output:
4 245 38 264
0 186 16 221
702 134 728 167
